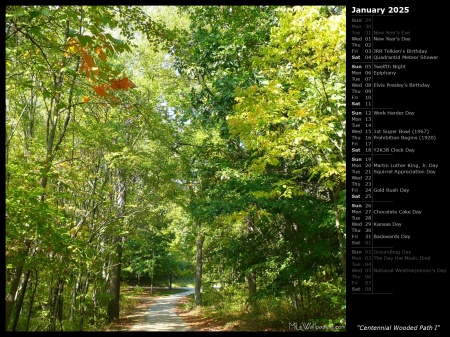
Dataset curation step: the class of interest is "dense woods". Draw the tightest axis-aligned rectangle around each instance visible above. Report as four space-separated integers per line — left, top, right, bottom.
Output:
5 5 346 331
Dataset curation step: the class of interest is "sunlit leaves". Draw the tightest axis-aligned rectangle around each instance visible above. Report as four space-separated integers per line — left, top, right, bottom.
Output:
229 6 346 191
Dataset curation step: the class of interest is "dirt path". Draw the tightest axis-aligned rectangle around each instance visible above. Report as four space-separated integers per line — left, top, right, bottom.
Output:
108 287 195 332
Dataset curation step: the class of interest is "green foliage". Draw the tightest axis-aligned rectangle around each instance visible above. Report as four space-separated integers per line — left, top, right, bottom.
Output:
196 280 345 331
173 5 278 134
229 6 346 189
6 5 346 331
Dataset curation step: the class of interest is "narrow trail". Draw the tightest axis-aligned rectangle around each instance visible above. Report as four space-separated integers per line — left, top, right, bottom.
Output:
128 287 194 331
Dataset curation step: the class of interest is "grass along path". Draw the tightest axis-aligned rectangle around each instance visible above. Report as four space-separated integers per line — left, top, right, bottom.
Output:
175 294 287 332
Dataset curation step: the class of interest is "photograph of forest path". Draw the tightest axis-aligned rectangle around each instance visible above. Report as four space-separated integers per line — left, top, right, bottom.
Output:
5 6 346 332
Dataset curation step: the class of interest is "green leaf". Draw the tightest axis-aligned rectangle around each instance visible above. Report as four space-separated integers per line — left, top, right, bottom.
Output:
98 16 111 25
42 89 52 99
77 34 93 47
30 27 41 37
56 102 67 110
89 24 101 35
29 11 40 18
22 80 34 89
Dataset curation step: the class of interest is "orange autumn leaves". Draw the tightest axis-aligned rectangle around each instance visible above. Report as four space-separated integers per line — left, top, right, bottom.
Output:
110 77 136 90
66 36 136 101
66 36 102 78
93 78 137 98
92 79 137 100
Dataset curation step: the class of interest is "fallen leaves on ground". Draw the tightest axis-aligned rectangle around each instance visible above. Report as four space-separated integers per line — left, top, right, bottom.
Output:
105 297 155 331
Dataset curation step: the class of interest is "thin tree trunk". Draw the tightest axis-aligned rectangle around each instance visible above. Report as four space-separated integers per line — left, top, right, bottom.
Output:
107 238 123 322
79 273 90 330
246 214 257 302
92 276 97 309
53 278 64 331
291 291 299 311
331 183 346 282
5 240 31 330
307 285 312 319
195 221 204 307
48 278 56 331
91 277 98 326
299 284 306 320
248 271 256 296
107 168 126 322
247 271 257 312
70 271 82 321
25 270 38 332
11 269 31 331
290 277 300 311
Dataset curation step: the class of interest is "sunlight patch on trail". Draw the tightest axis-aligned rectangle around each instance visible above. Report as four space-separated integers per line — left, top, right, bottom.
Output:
129 288 194 331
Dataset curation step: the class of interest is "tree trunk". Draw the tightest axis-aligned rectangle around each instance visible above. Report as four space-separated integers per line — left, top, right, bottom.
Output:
248 271 256 296
54 278 64 331
25 270 38 332
247 271 257 311
46 273 57 331
49 278 64 331
299 284 306 319
107 168 126 322
70 271 82 321
291 291 300 311
11 269 31 331
79 274 90 330
307 285 312 319
195 221 204 307
92 276 98 309
290 277 301 311
331 183 346 282
169 273 173 290
246 214 257 303
5 240 30 330
107 237 123 322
